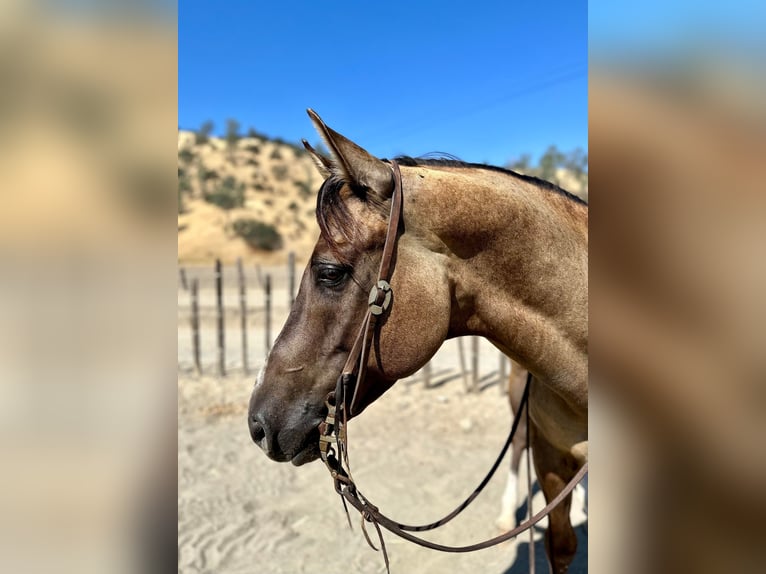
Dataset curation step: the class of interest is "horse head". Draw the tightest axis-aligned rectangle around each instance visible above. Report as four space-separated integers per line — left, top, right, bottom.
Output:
248 110 451 464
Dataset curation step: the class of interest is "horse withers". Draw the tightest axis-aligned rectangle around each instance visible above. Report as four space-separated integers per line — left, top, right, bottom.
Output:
248 110 588 573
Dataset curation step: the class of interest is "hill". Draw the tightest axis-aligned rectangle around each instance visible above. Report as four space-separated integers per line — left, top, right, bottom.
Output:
177 131 587 265
178 131 322 265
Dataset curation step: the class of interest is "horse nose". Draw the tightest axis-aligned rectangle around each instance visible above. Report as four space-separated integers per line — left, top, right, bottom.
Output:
249 412 290 461
248 410 288 461
248 413 267 448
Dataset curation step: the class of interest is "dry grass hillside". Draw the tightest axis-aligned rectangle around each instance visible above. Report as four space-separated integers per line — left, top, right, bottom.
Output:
177 132 587 265
178 131 322 265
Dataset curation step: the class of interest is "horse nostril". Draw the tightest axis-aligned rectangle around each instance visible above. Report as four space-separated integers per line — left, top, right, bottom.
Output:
249 415 266 443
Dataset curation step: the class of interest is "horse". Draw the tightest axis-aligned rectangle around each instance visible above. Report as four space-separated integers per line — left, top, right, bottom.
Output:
248 110 588 573
495 362 588 539
495 362 532 532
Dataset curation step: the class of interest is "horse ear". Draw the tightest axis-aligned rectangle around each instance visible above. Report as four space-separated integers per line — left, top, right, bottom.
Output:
306 109 393 200
301 139 331 179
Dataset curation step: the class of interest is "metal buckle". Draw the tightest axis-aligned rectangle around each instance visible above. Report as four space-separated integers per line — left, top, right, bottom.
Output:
319 397 337 462
368 280 392 316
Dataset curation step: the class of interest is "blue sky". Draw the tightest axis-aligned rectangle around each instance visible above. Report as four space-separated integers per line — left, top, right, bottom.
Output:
179 1 587 167
589 0 766 58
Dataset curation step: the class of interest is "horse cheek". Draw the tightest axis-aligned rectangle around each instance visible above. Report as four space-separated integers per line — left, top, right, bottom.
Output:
382 264 450 379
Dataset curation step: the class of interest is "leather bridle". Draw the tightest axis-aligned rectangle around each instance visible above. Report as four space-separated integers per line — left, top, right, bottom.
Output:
317 160 588 572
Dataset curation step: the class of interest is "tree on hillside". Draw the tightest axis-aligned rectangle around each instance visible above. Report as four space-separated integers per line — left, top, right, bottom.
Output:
204 175 245 223
507 153 532 173
178 167 191 214
504 146 589 198
232 219 283 251
246 127 267 140
539 145 566 182
564 147 588 182
197 165 219 195
195 120 214 145
225 118 240 161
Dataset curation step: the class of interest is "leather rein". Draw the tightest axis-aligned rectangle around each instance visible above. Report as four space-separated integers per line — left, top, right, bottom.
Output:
317 160 588 571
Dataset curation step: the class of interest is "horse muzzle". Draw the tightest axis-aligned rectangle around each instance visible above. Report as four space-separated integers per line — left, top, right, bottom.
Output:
248 379 324 464
248 410 321 465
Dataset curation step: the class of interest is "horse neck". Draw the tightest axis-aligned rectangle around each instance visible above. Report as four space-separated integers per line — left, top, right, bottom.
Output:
403 166 588 393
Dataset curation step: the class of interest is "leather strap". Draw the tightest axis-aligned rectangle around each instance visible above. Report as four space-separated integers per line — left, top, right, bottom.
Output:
342 462 588 553
322 372 587 561
317 161 588 570
379 374 532 532
338 160 404 418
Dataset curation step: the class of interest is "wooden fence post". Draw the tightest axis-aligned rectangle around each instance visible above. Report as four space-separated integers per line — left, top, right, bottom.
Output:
179 267 188 290
264 274 272 355
191 278 200 375
471 336 479 392
215 259 226 377
423 362 432 388
237 258 249 375
288 251 296 308
457 338 471 392
499 353 507 394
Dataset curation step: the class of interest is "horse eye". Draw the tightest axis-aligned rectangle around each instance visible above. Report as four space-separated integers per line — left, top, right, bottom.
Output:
316 265 348 287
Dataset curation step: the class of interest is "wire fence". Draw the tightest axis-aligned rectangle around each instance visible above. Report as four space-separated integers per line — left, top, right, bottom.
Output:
177 256 511 394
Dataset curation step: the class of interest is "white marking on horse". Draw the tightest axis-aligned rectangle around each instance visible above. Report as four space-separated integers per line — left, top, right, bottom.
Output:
496 467 521 531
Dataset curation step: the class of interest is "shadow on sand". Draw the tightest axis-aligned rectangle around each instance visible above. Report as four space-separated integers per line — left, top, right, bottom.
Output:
502 522 588 574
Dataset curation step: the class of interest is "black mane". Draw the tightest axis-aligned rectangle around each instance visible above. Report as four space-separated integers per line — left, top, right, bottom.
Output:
315 154 587 261
391 156 588 206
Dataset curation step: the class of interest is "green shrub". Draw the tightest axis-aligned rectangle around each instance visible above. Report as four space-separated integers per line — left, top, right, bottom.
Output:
232 219 283 251
178 147 195 164
204 176 244 210
198 166 219 183
204 190 239 210
178 173 192 194
270 147 283 160
271 164 288 181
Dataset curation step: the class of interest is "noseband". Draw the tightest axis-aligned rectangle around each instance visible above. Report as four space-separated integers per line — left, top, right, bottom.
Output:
317 160 587 572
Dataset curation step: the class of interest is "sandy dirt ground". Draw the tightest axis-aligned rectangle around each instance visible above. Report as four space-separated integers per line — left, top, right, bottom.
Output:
178 356 587 574
178 265 587 573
